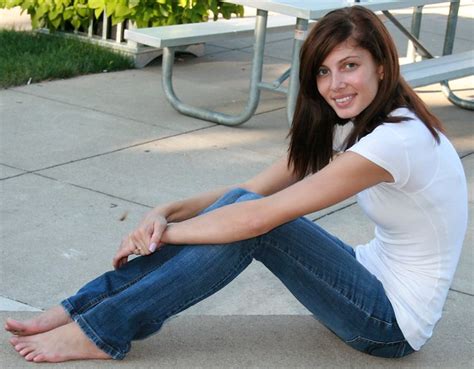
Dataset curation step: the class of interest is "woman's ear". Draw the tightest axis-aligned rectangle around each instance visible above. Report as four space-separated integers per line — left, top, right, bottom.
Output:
378 65 384 81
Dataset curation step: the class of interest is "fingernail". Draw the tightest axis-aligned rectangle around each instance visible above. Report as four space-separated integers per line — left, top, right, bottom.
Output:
149 243 157 252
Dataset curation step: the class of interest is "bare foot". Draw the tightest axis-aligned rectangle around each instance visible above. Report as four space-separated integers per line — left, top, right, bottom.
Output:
10 322 111 362
5 306 72 336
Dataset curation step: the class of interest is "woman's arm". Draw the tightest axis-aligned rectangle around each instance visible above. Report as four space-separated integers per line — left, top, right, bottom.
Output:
113 155 298 268
146 155 298 223
161 152 393 245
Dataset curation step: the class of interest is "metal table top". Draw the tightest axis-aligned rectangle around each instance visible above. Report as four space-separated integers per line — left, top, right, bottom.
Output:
225 0 453 19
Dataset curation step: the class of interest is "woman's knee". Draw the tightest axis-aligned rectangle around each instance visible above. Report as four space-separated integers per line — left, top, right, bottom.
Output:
224 188 262 203
234 189 262 202
202 188 262 214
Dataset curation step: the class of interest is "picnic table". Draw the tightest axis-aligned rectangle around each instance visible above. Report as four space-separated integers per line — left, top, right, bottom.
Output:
126 0 473 126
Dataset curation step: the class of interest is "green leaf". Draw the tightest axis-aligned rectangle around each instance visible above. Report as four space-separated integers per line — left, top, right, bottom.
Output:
88 0 104 10
191 13 202 23
49 14 62 29
165 14 176 25
30 12 44 29
35 3 49 19
75 4 88 17
114 2 131 17
48 8 61 21
5 0 22 8
71 15 81 29
94 7 103 18
105 0 116 14
63 7 74 20
158 4 169 17
136 18 149 28
21 0 34 10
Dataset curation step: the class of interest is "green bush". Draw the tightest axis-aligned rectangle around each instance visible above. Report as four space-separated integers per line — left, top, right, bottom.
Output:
0 0 244 31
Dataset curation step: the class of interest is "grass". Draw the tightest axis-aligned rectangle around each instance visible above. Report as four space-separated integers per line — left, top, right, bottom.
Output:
0 29 135 88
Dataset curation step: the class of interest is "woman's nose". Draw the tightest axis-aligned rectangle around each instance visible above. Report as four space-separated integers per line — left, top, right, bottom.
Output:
330 73 346 90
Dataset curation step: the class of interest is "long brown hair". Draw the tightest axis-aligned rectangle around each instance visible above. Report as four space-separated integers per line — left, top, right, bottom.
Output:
288 6 444 179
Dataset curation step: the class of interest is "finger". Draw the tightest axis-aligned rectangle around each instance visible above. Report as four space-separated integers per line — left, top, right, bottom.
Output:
112 253 122 269
130 231 151 256
113 254 126 269
113 236 135 268
115 255 129 269
149 220 167 253
118 257 127 269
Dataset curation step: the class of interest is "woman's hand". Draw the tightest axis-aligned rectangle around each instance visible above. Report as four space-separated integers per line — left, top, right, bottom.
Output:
112 211 168 269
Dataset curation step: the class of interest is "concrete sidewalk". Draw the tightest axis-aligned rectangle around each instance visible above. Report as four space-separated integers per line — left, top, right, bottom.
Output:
1 2 473 368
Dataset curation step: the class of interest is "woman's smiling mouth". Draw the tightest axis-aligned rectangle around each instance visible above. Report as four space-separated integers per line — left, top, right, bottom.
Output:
333 94 356 107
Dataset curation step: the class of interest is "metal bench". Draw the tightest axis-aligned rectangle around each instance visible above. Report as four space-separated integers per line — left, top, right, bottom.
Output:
124 15 295 49
402 51 474 87
402 50 474 109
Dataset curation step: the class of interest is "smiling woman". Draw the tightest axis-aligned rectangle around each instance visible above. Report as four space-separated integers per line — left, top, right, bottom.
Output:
5 6 468 364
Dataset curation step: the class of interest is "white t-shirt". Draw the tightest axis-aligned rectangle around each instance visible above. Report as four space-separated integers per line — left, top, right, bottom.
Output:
343 108 467 350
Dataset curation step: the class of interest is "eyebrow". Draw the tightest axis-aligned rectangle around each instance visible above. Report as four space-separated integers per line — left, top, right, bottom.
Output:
319 55 362 68
338 55 362 63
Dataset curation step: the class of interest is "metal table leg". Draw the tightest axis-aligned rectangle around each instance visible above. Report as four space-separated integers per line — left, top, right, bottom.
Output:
407 5 423 62
383 10 433 58
440 0 473 110
286 17 309 125
161 9 269 126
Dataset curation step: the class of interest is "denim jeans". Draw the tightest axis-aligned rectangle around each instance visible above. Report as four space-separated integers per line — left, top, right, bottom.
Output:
61 188 414 360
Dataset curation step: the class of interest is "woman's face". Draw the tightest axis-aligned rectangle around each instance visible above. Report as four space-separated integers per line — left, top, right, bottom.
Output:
316 41 383 119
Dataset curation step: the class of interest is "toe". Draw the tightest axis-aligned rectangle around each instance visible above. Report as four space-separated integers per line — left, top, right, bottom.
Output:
33 354 46 362
24 353 33 361
25 351 38 362
19 346 34 357
14 342 28 352
5 319 23 332
9 336 19 346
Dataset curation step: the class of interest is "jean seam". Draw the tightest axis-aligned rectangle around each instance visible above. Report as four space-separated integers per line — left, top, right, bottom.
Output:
264 238 394 326
346 336 406 345
60 299 77 321
396 341 405 357
144 243 258 327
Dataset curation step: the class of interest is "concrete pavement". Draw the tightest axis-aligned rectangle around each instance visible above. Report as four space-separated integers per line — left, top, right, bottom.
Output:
1 2 473 368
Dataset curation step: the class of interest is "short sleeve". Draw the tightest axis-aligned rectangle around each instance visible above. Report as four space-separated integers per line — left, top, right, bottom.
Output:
348 125 410 187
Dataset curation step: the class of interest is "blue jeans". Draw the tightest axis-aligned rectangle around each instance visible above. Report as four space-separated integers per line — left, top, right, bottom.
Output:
61 188 414 360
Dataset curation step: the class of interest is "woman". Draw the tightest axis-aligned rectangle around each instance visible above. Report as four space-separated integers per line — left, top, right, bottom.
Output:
6 6 467 363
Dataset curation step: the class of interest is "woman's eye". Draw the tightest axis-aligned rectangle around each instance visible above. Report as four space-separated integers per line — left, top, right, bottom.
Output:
344 62 358 70
317 68 329 76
